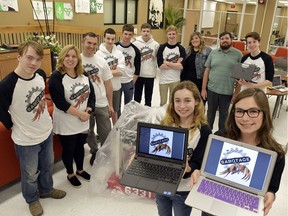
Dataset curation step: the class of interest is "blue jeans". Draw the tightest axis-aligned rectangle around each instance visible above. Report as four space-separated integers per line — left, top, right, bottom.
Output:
119 81 134 116
207 89 232 131
14 133 54 203
121 81 134 104
155 192 192 216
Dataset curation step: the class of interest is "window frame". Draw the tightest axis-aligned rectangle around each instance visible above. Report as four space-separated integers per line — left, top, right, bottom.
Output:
104 0 138 25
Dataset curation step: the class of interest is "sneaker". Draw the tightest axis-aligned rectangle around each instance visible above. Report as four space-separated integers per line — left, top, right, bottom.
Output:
67 175 81 188
39 188 66 199
90 153 96 166
29 200 43 216
76 170 90 181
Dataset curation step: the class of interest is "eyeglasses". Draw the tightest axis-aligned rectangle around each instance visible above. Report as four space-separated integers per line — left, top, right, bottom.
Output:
234 108 262 118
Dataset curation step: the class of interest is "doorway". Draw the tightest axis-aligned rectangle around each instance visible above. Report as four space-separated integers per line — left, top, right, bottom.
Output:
225 10 238 37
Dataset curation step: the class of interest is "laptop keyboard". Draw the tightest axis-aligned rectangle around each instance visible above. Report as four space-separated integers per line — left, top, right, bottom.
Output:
127 160 182 184
197 179 259 213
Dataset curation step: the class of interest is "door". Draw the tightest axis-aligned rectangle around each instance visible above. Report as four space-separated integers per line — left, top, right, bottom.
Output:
225 11 238 36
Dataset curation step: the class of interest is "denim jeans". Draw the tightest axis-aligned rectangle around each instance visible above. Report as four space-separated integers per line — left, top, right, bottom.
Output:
14 133 54 204
155 192 192 216
119 81 134 116
121 81 134 104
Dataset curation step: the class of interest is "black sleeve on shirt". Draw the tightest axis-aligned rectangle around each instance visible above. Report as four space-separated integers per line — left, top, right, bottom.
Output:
157 43 166 67
132 44 141 76
241 53 249 63
262 52 274 82
0 72 18 129
178 44 186 68
36 68 47 81
268 155 285 193
48 71 71 112
185 124 212 177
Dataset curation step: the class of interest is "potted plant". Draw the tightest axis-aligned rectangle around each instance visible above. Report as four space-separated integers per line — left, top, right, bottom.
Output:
164 4 186 29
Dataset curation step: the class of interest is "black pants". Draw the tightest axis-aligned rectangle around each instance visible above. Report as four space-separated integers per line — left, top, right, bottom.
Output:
58 133 87 174
134 77 154 107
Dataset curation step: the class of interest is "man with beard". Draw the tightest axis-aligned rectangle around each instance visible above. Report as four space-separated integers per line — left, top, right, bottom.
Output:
201 31 242 131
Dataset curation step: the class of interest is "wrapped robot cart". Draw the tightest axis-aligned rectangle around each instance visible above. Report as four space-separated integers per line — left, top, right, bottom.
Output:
89 101 166 197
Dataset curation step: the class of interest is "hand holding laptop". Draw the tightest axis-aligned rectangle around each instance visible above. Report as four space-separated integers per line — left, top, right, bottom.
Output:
264 192 275 215
237 79 255 88
190 169 200 188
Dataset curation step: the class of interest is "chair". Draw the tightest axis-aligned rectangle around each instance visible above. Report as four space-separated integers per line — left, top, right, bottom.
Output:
232 41 246 51
270 47 288 62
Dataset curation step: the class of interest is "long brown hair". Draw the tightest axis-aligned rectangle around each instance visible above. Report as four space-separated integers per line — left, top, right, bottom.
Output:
161 81 207 137
56 45 84 76
226 88 286 157
187 32 205 53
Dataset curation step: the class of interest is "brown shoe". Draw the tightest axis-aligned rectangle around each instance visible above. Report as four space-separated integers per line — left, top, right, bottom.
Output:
29 200 43 216
39 188 66 199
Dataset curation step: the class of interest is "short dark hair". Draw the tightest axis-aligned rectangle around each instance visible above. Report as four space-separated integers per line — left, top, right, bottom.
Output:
104 28 116 37
219 31 232 39
141 23 152 30
122 24 134 33
245 32 261 42
83 32 98 39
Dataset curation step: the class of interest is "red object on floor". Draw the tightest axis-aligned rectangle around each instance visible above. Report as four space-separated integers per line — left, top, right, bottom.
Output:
107 172 155 199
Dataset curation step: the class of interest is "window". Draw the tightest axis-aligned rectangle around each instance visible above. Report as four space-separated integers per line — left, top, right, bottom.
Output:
104 0 138 25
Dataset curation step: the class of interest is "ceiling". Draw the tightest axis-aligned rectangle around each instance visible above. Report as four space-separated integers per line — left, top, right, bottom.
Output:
212 0 288 7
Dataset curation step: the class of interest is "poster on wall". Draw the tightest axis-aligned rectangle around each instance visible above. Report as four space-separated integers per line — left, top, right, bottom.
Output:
147 0 164 29
55 2 73 20
0 0 19 11
75 0 90 13
32 1 53 20
90 0 103 14
75 0 103 14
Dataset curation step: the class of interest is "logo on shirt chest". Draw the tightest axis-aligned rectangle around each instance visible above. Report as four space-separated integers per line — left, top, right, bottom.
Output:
70 83 90 109
105 55 118 70
25 87 46 121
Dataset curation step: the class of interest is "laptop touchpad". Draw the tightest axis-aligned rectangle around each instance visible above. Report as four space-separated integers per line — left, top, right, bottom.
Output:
137 179 158 191
210 200 237 216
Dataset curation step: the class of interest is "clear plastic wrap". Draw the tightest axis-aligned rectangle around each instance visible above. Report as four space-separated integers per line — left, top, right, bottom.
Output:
89 101 166 197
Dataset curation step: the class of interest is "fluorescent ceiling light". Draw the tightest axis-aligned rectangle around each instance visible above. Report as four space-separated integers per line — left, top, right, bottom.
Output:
279 1 288 3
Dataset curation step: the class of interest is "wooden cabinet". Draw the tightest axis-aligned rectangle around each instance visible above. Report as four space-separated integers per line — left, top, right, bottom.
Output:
0 48 52 80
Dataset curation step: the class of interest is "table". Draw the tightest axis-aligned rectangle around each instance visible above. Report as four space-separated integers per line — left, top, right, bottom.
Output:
266 89 288 119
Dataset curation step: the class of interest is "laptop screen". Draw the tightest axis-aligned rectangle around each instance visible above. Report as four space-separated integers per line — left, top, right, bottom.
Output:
203 137 273 191
137 123 187 161
272 75 281 86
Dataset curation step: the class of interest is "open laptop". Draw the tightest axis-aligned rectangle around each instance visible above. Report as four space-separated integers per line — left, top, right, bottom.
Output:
120 122 188 196
232 63 257 83
185 134 277 216
271 75 287 91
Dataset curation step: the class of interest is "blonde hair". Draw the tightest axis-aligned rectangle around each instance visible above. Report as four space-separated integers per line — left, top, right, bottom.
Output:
166 25 177 33
56 45 84 76
161 81 207 138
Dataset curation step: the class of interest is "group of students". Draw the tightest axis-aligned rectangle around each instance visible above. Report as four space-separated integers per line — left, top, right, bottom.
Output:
0 23 286 216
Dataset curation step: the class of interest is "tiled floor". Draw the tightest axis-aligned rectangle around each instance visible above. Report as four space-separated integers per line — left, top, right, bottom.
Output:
0 77 287 216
